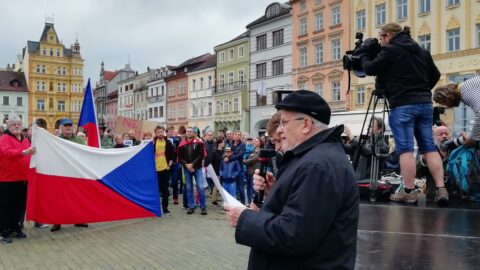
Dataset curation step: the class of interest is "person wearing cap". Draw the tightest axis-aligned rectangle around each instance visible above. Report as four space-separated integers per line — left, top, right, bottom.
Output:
0 118 36 244
224 90 359 269
219 146 242 198
50 118 87 232
359 22 448 205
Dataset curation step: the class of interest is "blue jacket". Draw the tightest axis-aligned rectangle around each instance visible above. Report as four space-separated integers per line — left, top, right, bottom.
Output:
220 160 241 183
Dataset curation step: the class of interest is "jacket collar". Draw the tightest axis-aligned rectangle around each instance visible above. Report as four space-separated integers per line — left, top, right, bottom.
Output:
283 125 344 161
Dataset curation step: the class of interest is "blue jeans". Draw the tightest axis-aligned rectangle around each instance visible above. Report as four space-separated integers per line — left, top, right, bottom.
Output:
389 103 436 154
183 168 206 209
236 173 245 204
222 181 236 198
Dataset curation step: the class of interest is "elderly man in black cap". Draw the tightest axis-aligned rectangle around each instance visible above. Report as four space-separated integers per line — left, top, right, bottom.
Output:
224 90 359 270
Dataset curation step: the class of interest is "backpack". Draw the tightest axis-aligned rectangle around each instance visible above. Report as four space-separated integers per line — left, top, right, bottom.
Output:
446 146 480 201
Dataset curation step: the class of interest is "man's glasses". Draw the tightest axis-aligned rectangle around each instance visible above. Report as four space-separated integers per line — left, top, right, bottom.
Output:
280 117 305 128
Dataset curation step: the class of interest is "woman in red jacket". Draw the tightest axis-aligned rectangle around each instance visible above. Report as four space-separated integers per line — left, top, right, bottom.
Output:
0 118 35 244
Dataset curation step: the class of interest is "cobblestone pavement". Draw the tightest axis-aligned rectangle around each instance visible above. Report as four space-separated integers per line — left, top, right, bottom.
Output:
0 196 249 270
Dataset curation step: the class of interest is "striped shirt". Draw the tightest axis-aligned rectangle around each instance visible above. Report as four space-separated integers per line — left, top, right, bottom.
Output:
459 76 480 141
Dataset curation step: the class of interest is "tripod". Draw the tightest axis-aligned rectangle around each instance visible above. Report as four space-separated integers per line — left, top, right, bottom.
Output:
352 89 391 202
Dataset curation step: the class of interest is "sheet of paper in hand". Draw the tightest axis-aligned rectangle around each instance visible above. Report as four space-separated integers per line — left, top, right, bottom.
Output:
205 165 244 207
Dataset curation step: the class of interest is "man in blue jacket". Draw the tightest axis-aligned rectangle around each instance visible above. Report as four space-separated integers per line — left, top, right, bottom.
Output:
225 90 359 270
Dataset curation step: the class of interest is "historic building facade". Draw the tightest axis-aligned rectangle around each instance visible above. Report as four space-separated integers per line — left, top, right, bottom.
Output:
187 54 216 132
214 32 250 133
247 2 293 135
0 71 29 127
290 0 352 113
21 21 84 131
146 67 172 126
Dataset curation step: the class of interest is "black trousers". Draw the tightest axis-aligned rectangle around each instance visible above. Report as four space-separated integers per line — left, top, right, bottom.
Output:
156 170 170 212
0 181 27 235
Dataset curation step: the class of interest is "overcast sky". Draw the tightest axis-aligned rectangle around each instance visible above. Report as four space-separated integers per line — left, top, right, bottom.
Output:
1 0 276 85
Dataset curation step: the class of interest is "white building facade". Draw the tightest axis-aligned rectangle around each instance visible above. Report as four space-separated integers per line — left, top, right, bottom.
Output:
247 3 293 135
0 71 29 127
146 67 172 125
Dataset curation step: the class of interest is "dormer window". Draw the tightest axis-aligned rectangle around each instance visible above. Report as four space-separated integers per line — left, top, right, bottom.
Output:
266 3 280 18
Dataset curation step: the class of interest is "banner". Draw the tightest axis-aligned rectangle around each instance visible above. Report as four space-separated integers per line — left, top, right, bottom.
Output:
115 116 159 139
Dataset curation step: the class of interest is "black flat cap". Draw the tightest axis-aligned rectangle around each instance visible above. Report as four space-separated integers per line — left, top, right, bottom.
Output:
275 90 331 125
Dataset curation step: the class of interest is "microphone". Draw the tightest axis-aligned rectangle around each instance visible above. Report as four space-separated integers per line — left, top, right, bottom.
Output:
253 149 276 208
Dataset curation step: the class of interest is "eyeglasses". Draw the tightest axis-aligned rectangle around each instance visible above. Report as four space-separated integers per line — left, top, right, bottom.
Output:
280 117 305 128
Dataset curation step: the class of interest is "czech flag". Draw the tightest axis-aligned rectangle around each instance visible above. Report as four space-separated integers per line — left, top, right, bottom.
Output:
26 125 161 224
78 79 100 148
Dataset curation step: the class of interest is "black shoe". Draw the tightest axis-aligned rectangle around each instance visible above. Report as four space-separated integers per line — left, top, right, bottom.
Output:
50 225 62 232
1 236 12 244
74 224 89 228
187 208 195 215
13 230 26 239
211 201 218 206
163 209 171 216
201 208 207 215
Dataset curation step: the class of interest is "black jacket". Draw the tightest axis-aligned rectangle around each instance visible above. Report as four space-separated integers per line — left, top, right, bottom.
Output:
177 140 205 170
235 125 359 270
153 137 175 166
360 31 440 108
204 140 217 167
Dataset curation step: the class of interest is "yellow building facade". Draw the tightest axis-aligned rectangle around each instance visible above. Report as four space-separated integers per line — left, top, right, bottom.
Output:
349 0 480 131
23 22 84 132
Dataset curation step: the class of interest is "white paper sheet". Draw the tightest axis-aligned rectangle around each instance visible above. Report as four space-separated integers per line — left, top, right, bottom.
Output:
206 165 244 207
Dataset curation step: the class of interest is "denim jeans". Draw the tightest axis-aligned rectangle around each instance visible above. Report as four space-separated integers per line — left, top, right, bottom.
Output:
183 167 206 209
236 174 246 204
222 181 237 198
389 103 436 154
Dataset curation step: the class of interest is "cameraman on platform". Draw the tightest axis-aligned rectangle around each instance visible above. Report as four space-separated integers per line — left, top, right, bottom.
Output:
358 22 448 205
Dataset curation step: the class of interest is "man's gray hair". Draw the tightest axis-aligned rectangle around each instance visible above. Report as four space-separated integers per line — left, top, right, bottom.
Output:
295 112 328 131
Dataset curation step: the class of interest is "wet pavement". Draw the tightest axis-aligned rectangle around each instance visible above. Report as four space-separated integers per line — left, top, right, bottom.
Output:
356 195 480 270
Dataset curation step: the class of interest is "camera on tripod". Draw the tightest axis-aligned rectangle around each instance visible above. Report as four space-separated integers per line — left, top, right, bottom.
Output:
342 32 382 79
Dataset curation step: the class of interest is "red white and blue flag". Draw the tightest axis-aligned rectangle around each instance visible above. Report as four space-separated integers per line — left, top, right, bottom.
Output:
26 125 161 224
78 79 100 148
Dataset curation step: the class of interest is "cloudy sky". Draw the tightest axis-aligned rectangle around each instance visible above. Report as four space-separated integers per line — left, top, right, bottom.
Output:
1 0 276 84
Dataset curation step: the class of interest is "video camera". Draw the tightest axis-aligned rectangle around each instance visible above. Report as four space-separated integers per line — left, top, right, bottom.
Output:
342 32 382 79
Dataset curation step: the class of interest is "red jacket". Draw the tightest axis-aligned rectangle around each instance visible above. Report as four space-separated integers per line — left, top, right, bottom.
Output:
0 133 31 182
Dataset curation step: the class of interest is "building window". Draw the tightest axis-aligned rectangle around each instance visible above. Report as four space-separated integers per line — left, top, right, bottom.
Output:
376 3 386 25
356 10 366 30
36 65 41 73
63 67 67 75
257 34 267 51
208 103 212 115
192 79 196 91
300 0 306 11
300 47 307 68
220 51 225 63
200 77 204 90
233 98 239 112
315 83 323 96
315 0 322 5
300 17 307 35
447 28 460 52
228 48 234 61
208 75 212 88
228 72 234 84
447 0 460 6
37 99 45 111
149 108 152 118
397 0 408 20
315 42 324 64
315 12 324 31
17 97 22 106
238 46 244 58
223 99 229 113
57 101 66 112
256 63 267 79
257 93 267 106
272 29 284 46
272 59 284 76
419 0 430 13
219 74 225 86
331 6 341 26
159 106 164 117
42 48 46 55
418 34 431 52
50 49 53 56
2 96 9 105
356 86 365 104
179 82 186 95
332 38 341 61
42 65 46 73
238 69 245 83
2 114 9 124
56 48 60 57
216 100 222 113
332 81 341 101
154 107 158 118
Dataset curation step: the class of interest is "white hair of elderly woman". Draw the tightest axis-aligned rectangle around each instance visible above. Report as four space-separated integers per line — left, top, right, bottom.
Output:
6 116 23 126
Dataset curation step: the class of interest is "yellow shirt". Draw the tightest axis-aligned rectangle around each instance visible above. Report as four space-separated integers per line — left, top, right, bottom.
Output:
155 139 168 171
